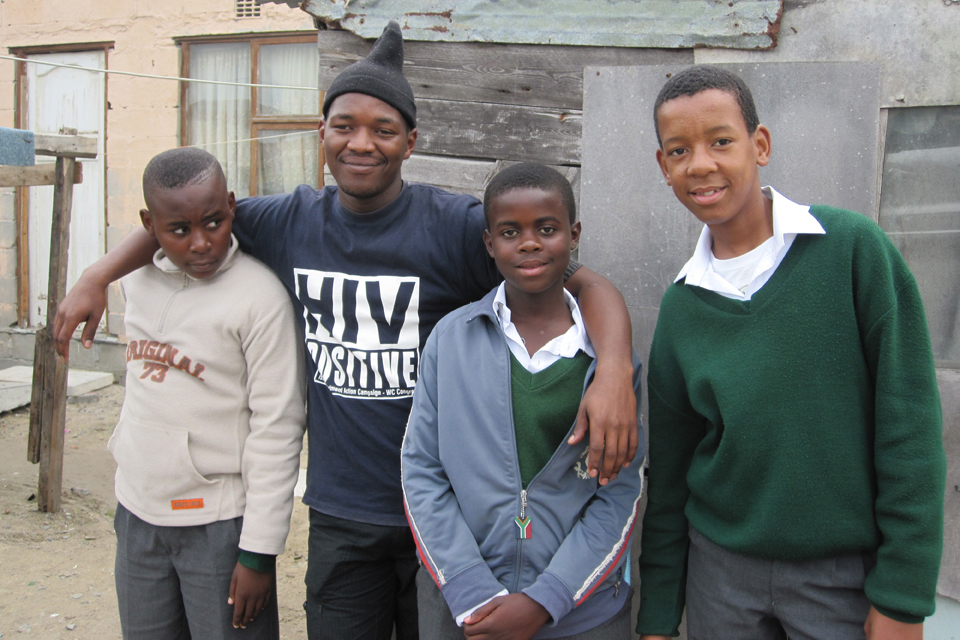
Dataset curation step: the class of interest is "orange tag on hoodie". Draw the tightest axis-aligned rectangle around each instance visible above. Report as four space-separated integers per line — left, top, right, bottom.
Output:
171 498 204 510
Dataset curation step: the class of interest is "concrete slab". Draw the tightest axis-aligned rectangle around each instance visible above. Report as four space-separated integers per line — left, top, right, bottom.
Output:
0 380 32 413
294 468 307 498
0 366 114 413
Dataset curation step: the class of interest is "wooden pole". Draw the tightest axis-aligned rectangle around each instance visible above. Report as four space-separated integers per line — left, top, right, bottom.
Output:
31 154 76 512
26 330 44 463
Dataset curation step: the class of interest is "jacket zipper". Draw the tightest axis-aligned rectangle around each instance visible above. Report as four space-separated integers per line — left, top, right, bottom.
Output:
509 362 597 593
157 273 188 333
502 333 528 593
512 489 529 591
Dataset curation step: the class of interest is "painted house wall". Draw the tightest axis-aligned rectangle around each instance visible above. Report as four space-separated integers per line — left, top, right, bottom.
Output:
0 0 313 365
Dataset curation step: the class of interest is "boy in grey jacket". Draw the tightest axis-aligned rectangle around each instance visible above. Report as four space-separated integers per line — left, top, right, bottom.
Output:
401 163 644 640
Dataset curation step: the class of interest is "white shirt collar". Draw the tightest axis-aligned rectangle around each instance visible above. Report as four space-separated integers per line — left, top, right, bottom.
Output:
492 282 595 374
675 186 824 286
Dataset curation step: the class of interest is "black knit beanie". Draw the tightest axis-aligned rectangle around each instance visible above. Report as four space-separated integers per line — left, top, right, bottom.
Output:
322 21 417 129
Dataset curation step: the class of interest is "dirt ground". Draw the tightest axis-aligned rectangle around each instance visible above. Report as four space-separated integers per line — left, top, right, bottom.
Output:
0 384 311 639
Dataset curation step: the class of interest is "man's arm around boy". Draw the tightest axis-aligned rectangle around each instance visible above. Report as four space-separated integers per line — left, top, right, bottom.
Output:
52 225 639 483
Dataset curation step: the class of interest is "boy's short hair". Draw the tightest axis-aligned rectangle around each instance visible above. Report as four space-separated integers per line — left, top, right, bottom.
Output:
653 65 760 147
142 147 224 203
483 163 577 228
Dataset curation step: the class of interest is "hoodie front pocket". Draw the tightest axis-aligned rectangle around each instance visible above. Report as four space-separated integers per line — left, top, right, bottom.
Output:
111 418 223 522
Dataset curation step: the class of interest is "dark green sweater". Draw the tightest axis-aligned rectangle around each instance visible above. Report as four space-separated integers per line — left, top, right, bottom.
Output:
637 206 945 635
511 351 593 488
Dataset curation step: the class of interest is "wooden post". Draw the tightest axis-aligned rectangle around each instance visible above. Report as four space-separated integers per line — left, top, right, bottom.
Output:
32 154 76 512
15 163 82 465
26 330 44 463
3 126 95 511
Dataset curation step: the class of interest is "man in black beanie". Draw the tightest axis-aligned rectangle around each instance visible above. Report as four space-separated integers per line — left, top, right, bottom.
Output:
53 20 639 640
322 20 417 130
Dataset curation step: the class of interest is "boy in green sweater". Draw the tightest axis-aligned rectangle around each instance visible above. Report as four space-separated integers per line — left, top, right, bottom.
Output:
636 65 946 640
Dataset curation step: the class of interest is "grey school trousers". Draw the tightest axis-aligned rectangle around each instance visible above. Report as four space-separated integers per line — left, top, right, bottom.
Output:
685 526 873 640
114 503 279 640
415 569 631 639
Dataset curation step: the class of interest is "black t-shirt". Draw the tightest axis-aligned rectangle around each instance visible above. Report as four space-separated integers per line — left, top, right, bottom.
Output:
234 183 500 526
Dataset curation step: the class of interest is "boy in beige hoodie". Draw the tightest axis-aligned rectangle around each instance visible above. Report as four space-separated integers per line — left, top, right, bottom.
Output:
109 147 305 639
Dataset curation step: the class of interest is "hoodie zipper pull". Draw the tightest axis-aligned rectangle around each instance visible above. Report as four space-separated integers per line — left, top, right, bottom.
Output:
514 489 531 539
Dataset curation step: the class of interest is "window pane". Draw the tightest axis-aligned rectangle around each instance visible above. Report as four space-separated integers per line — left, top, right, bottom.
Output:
258 43 319 116
258 129 320 195
879 106 960 364
187 42 252 198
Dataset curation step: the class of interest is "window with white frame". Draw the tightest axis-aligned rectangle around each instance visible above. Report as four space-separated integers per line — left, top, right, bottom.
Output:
879 106 960 366
179 33 321 199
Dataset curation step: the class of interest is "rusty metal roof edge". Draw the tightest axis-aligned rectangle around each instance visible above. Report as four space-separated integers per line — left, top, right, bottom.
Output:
299 0 783 50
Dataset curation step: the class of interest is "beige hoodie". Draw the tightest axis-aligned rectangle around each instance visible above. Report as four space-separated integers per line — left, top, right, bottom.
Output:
111 238 305 555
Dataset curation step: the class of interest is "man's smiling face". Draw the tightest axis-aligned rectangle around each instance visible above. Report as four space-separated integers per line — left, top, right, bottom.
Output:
320 92 417 214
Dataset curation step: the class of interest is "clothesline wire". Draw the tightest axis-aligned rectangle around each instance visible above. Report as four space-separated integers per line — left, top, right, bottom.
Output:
0 54 324 154
81 129 320 157
0 54 319 91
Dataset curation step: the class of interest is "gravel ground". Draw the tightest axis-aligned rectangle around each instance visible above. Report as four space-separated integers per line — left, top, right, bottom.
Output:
0 384 311 639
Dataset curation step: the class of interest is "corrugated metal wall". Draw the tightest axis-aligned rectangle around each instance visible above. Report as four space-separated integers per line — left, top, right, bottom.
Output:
302 0 782 49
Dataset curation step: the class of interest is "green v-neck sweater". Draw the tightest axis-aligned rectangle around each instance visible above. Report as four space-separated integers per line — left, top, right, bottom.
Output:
637 206 945 634
511 351 593 488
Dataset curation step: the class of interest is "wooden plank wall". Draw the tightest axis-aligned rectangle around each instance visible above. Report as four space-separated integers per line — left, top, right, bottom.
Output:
317 29 692 201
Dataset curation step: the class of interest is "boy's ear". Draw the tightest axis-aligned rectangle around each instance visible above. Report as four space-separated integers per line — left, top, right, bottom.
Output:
569 221 582 251
483 228 494 258
227 191 237 214
139 209 156 237
753 124 772 168
655 148 672 186
318 119 326 144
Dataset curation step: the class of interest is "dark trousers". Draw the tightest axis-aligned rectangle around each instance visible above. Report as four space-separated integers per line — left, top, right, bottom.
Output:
305 509 419 640
685 526 873 640
113 502 279 640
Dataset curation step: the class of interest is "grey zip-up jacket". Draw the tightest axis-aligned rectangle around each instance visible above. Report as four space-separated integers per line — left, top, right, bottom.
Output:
401 289 644 638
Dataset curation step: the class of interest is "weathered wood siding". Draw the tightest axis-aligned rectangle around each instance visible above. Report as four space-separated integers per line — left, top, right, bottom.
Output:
317 29 692 198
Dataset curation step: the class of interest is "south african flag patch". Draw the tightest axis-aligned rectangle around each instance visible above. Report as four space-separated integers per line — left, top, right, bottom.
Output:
515 516 532 539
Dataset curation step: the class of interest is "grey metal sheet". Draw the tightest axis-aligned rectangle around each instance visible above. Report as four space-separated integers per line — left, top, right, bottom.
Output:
301 0 783 49
936 369 960 601
697 0 960 109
